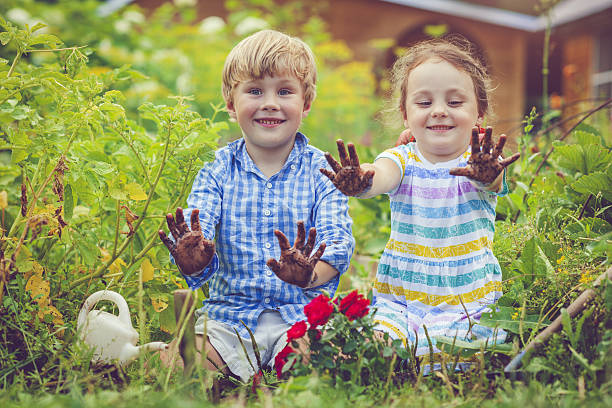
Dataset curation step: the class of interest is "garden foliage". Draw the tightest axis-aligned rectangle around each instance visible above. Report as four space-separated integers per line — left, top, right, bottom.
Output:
0 0 610 406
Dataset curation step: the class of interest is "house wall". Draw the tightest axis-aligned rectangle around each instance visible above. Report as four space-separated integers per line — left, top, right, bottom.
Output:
321 0 527 138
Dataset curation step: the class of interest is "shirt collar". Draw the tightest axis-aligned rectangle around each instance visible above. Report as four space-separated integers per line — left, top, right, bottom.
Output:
229 132 309 175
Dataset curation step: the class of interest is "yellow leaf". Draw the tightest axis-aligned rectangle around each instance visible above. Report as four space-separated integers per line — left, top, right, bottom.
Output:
38 304 65 337
0 191 7 209
126 183 147 201
26 273 50 305
141 258 155 282
151 295 168 312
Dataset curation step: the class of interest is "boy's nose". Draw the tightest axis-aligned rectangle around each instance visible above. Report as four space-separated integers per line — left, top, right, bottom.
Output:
261 95 280 111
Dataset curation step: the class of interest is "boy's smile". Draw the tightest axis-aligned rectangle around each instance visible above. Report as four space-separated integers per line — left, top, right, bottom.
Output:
227 74 310 162
403 58 480 163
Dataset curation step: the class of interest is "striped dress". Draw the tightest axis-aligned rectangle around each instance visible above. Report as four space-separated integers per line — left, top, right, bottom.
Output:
372 142 506 355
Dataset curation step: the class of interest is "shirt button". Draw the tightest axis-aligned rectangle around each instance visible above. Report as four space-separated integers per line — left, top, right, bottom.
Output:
290 164 296 170
264 209 271 216
265 242 271 249
264 297 270 303
266 182 273 189
267 271 273 276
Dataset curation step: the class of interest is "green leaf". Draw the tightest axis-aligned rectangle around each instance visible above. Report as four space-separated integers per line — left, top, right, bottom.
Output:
571 172 612 201
573 130 599 146
553 142 612 175
64 183 74 221
11 148 28 164
28 34 61 48
479 306 548 334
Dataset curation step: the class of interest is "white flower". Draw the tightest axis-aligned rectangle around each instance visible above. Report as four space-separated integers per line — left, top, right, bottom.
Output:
114 19 131 34
234 16 269 36
123 10 145 24
6 8 31 26
198 16 226 35
173 0 197 7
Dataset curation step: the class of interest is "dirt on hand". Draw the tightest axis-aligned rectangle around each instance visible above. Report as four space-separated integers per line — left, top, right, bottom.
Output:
320 139 375 196
449 127 521 184
267 221 326 288
158 207 215 276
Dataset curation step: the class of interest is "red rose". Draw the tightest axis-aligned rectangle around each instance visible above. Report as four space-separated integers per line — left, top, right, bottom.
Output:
274 345 295 378
339 290 370 321
304 294 333 328
287 320 307 341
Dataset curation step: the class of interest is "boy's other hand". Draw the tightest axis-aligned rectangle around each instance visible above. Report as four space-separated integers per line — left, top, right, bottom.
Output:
320 139 375 196
158 208 215 276
449 127 520 184
267 221 326 288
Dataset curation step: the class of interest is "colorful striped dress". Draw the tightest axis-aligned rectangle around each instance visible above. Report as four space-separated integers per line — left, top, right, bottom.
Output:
372 142 507 355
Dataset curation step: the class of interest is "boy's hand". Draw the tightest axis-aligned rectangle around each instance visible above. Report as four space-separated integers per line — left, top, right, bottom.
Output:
158 208 215 276
267 221 326 288
320 139 375 196
449 127 520 184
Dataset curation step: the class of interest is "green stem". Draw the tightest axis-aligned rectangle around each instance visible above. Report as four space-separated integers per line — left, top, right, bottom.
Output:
7 50 22 78
112 199 120 258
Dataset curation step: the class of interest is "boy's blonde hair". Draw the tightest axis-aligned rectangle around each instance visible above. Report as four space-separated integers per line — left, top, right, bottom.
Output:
391 37 492 119
222 30 317 108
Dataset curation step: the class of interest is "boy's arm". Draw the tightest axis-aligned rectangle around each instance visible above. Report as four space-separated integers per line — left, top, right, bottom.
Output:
159 159 224 289
320 139 402 198
450 127 520 192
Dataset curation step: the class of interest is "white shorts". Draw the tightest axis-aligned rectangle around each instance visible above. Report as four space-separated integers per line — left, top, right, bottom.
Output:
194 310 290 382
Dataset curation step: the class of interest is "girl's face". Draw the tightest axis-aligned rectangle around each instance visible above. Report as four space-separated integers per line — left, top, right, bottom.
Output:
403 58 480 163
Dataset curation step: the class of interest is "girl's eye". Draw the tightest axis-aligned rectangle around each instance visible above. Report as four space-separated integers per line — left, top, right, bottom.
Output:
448 100 463 106
248 88 262 95
416 101 431 107
278 88 292 96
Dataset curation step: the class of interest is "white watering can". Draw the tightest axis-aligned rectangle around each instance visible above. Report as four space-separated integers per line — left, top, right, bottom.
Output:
77 290 168 366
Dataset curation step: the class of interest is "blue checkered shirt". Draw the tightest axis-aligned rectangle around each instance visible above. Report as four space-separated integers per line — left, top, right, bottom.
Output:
179 133 354 338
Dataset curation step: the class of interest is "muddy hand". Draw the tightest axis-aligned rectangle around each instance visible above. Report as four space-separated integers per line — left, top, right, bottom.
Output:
266 221 326 288
158 207 215 276
449 127 520 184
320 139 375 196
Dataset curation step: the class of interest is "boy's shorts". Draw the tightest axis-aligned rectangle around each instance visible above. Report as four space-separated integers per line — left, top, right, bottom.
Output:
194 309 290 382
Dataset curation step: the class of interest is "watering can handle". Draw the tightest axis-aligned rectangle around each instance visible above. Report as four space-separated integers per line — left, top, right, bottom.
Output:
77 290 133 329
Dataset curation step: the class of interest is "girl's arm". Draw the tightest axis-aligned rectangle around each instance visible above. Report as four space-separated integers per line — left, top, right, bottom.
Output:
320 139 402 198
358 159 402 198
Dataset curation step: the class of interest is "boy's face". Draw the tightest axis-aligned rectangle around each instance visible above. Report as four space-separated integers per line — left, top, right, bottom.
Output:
403 59 480 163
227 74 310 155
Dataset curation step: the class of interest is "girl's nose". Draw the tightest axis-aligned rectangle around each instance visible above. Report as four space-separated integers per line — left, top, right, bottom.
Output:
431 103 448 118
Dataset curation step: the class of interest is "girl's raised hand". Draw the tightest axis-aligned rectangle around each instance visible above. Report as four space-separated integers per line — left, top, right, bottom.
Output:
267 221 326 288
320 139 375 196
158 208 216 276
449 127 520 184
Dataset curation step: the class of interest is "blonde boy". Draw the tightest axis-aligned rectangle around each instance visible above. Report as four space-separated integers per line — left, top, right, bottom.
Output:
158 30 354 381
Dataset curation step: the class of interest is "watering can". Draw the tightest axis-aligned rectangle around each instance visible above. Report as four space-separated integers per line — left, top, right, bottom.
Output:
77 290 168 366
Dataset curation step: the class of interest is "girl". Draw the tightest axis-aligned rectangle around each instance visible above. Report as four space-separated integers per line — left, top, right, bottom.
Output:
320 39 520 355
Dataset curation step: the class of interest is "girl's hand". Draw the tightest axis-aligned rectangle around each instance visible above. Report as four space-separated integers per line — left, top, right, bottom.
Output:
158 208 216 276
320 139 375 196
267 221 326 288
449 127 520 184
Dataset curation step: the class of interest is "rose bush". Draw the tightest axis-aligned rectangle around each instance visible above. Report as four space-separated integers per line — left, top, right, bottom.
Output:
275 290 413 386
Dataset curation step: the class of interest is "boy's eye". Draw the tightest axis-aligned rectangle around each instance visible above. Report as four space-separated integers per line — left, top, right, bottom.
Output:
416 101 431 107
448 100 463 106
248 88 262 95
278 88 292 96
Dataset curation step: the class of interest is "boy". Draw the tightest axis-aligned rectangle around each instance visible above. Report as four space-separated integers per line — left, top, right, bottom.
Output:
158 30 354 382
